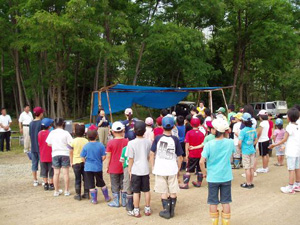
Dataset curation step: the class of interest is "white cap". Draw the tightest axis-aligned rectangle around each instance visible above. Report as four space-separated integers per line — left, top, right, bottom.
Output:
125 108 133 115
212 118 229 133
112 121 125 132
257 110 267 116
145 117 154 126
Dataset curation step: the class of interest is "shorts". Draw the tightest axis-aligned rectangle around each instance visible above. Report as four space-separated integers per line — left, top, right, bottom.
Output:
40 162 54 178
208 181 232 205
275 144 285 156
123 167 131 193
31 152 40 172
258 141 269 156
242 154 255 169
154 175 179 194
187 157 200 173
180 142 186 157
287 157 300 171
233 145 241 158
131 174 150 193
52 156 70 169
85 171 106 189
110 173 124 193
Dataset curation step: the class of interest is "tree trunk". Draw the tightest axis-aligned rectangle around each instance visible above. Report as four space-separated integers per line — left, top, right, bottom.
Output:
95 56 101 90
133 42 145 85
13 49 24 110
103 57 108 87
0 53 4 107
12 85 19 118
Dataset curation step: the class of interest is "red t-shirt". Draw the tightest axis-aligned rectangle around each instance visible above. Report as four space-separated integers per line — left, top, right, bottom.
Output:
153 127 164 137
185 129 205 158
106 138 128 174
268 120 274 139
38 130 52 162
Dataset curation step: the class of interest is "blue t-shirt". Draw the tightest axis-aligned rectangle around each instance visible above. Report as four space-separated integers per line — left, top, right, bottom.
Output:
122 119 137 140
202 138 235 183
29 120 42 153
80 142 106 172
239 127 257 155
177 125 185 143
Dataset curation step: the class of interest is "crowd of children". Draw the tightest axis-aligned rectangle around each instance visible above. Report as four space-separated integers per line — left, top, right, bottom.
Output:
25 102 300 224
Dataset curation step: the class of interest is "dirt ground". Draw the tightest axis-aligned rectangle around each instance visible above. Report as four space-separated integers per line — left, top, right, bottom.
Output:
0 153 300 225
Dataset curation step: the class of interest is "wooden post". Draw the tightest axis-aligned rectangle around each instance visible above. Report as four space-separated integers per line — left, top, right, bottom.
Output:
98 91 102 109
90 92 95 124
106 90 113 123
221 89 228 112
209 91 213 112
197 91 201 106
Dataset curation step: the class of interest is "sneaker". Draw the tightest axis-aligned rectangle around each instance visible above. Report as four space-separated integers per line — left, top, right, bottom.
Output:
144 206 151 216
44 183 49 191
293 184 300 192
24 150 28 153
254 172 258 177
281 185 295 194
64 191 71 196
33 180 39 187
53 189 63 197
128 208 141 218
241 173 246 177
49 184 55 191
240 183 251 189
250 184 255 188
256 168 268 173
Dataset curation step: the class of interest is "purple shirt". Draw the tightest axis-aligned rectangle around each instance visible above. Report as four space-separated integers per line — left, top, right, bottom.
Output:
274 129 285 143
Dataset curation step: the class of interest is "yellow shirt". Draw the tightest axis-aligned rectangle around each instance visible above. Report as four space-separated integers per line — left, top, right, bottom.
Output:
70 137 89 164
197 106 206 116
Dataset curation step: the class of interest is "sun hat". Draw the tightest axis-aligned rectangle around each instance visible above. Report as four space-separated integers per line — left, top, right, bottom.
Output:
241 112 252 121
257 110 267 116
275 118 283 126
112 121 125 132
233 113 243 120
212 118 229 133
216 107 226 113
162 116 175 129
124 108 133 115
145 117 154 126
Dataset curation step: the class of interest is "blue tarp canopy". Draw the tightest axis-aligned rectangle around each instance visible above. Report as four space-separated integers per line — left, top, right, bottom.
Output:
91 84 229 116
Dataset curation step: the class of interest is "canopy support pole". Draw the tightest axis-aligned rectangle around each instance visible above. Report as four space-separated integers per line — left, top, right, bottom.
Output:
221 89 228 112
106 90 113 123
209 91 213 112
197 91 201 106
90 92 94 124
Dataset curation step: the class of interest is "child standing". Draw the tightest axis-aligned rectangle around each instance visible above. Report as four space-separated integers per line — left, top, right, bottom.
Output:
180 117 205 189
150 116 183 219
69 124 89 200
106 121 128 207
127 121 152 217
176 116 186 171
238 113 258 189
46 118 73 197
38 118 54 191
29 107 44 187
80 126 111 203
204 121 216 145
152 117 164 140
144 117 153 141
269 108 300 194
273 119 285 166
268 113 274 156
232 113 243 169
200 118 235 225
256 110 270 173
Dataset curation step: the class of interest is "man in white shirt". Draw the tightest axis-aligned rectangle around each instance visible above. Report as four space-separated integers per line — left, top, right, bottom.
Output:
0 108 12 152
18 104 33 153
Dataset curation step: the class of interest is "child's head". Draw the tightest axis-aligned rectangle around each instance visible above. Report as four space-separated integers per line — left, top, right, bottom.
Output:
212 118 229 138
124 108 133 120
41 118 54 130
243 104 254 117
33 107 44 119
185 114 192 123
257 110 268 121
145 117 153 127
287 108 299 123
294 104 300 115
241 112 253 127
134 121 146 137
275 118 283 130
172 111 176 117
162 116 175 131
206 121 216 135
190 117 200 128
75 124 85 137
204 108 211 117
176 115 184 126
228 104 235 113
87 126 98 141
54 118 65 128
216 107 226 115
156 116 162 127
196 114 204 125
160 109 168 117
268 113 273 120
112 121 125 137
191 106 199 115
233 112 243 122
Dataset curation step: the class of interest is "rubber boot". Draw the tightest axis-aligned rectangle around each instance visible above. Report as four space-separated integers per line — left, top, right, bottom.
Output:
159 199 171 219
121 192 127 207
210 211 219 225
192 172 203 187
181 161 187 171
126 194 134 212
170 197 177 218
90 189 98 204
82 189 90 199
221 211 230 225
233 158 240 169
74 185 81 201
101 187 111 202
108 193 120 207
180 174 190 189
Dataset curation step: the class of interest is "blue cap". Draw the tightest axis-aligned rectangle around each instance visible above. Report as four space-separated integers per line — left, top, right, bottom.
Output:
162 116 175 129
275 118 283 126
41 118 54 128
241 113 252 121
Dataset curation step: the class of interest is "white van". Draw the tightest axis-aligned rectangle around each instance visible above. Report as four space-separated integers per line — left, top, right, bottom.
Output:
250 102 277 117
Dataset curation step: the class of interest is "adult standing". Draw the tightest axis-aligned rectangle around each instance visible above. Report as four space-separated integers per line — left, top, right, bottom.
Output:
197 100 206 116
0 108 12 152
18 104 33 153
96 109 110 146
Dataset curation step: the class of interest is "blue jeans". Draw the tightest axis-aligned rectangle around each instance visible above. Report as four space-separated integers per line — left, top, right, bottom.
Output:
208 181 232 205
31 152 40 172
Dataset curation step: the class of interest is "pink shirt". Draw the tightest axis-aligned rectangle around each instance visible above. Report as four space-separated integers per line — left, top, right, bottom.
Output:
274 128 285 143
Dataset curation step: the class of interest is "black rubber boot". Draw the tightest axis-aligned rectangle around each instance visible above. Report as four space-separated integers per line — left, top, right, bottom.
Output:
74 186 81 201
181 161 187 171
126 194 134 212
82 189 90 199
159 199 171 219
170 197 177 218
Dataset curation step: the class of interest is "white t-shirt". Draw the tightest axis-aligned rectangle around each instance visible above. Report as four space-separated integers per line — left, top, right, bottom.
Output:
199 126 206 136
127 138 151 176
258 120 270 143
46 128 73 157
171 126 179 138
285 123 300 157
233 121 242 146
204 116 212 128
143 126 153 142
251 118 257 129
0 115 12 132
18 111 33 125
